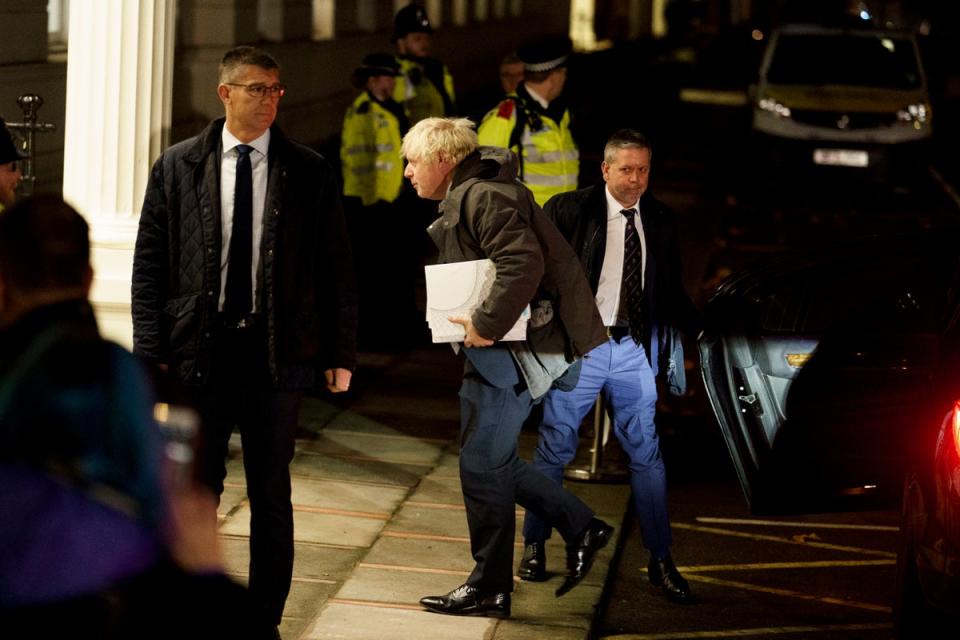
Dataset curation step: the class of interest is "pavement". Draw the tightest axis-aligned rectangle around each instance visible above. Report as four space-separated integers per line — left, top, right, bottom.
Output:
215 346 632 640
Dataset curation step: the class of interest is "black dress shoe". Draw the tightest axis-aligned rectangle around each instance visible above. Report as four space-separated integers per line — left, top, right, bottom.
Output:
556 518 614 596
518 541 548 581
419 583 511 618
648 555 692 603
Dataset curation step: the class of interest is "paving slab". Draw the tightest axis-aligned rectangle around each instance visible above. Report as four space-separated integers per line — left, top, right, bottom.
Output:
384 504 472 539
360 536 477 573
299 430 446 465
213 346 632 640
404 473 463 504
335 565 470 605
288 452 428 487
301 603 494 640
289 477 408 514
220 504 387 547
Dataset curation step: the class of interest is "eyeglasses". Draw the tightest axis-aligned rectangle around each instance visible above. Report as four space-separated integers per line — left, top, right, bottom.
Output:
225 82 286 98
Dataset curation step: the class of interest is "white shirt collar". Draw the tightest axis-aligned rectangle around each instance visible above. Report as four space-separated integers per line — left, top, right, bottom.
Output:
604 185 639 220
524 84 550 110
222 126 270 157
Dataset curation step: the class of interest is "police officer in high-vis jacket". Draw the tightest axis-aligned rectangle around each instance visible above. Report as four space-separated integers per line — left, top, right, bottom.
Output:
341 53 408 207
477 36 579 207
392 3 456 124
341 53 420 349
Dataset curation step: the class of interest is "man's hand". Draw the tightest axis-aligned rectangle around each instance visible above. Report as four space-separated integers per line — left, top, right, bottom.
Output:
165 484 223 574
324 368 352 393
449 316 495 348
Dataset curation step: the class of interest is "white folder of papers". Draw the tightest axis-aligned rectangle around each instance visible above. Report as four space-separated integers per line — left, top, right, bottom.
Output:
425 259 530 343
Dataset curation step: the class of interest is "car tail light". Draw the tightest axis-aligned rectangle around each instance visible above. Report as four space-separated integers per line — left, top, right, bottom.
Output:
954 401 960 458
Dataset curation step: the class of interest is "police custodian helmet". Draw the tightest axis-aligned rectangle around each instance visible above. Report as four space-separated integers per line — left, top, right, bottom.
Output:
393 4 433 41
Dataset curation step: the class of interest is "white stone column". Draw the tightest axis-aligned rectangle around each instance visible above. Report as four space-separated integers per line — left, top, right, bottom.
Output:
62 0 176 347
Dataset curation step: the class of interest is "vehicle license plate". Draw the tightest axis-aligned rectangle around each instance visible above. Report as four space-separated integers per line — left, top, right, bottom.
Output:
813 148 869 168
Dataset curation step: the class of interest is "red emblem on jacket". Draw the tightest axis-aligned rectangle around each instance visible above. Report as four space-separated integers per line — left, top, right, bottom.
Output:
496 100 515 119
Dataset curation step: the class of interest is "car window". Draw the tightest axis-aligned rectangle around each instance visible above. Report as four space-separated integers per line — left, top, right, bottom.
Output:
756 254 952 335
767 33 922 89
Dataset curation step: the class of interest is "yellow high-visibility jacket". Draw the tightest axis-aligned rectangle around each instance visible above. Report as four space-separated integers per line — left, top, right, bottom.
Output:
393 56 456 124
340 92 404 206
477 92 579 207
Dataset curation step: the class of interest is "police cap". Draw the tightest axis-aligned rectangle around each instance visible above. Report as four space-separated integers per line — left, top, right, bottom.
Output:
356 53 401 78
0 118 27 166
393 4 433 41
517 35 573 73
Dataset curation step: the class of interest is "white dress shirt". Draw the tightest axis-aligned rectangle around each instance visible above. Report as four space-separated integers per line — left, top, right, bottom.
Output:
219 126 270 313
594 186 647 326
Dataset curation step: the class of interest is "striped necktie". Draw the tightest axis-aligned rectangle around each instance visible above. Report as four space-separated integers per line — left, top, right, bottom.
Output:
619 208 644 344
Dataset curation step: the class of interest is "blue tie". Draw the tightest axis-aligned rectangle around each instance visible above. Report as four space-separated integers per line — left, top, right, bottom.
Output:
224 144 253 323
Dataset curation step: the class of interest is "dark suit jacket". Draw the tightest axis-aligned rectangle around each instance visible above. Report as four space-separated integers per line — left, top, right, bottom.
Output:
544 185 701 364
133 118 357 390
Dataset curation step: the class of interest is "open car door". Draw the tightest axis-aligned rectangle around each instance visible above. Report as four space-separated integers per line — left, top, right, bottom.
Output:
699 237 953 513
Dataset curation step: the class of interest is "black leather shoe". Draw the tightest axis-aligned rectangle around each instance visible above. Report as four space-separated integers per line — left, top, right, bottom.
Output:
419 583 511 618
518 541 548 581
556 518 614 596
648 555 692 603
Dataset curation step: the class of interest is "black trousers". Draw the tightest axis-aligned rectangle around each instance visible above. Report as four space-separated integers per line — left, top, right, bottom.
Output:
458 360 595 594
185 322 301 626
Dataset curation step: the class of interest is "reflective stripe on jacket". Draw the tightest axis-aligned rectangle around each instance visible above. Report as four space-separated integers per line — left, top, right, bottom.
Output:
340 93 403 206
477 96 579 207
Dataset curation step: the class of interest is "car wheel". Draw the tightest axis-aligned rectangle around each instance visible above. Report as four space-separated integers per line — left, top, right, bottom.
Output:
894 473 930 638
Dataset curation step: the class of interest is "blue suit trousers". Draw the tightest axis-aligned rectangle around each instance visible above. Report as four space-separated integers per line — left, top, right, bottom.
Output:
522 337 673 557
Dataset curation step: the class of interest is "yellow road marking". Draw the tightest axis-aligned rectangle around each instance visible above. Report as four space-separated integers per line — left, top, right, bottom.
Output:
673 523 895 558
679 559 894 573
696 516 898 532
602 622 892 639
682 574 891 613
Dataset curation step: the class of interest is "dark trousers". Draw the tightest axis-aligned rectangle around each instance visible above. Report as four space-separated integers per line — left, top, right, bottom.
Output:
185 323 301 626
346 196 424 350
458 360 594 594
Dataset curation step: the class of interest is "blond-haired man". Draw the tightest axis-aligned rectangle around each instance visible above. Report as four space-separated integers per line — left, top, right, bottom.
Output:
402 117 612 617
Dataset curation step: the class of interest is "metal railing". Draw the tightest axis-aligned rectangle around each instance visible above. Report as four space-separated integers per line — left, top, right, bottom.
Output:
5 94 56 197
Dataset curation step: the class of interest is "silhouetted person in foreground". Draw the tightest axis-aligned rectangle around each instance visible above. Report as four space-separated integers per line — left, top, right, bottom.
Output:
0 195 273 638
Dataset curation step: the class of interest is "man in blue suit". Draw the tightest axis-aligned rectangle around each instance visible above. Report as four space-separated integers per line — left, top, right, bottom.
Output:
519 129 701 603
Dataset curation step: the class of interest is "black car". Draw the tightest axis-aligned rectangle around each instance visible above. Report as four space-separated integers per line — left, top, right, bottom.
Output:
699 230 960 634
894 306 960 636
698 232 957 514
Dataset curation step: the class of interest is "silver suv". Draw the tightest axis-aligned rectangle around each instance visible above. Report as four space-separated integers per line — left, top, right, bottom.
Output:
752 24 931 172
